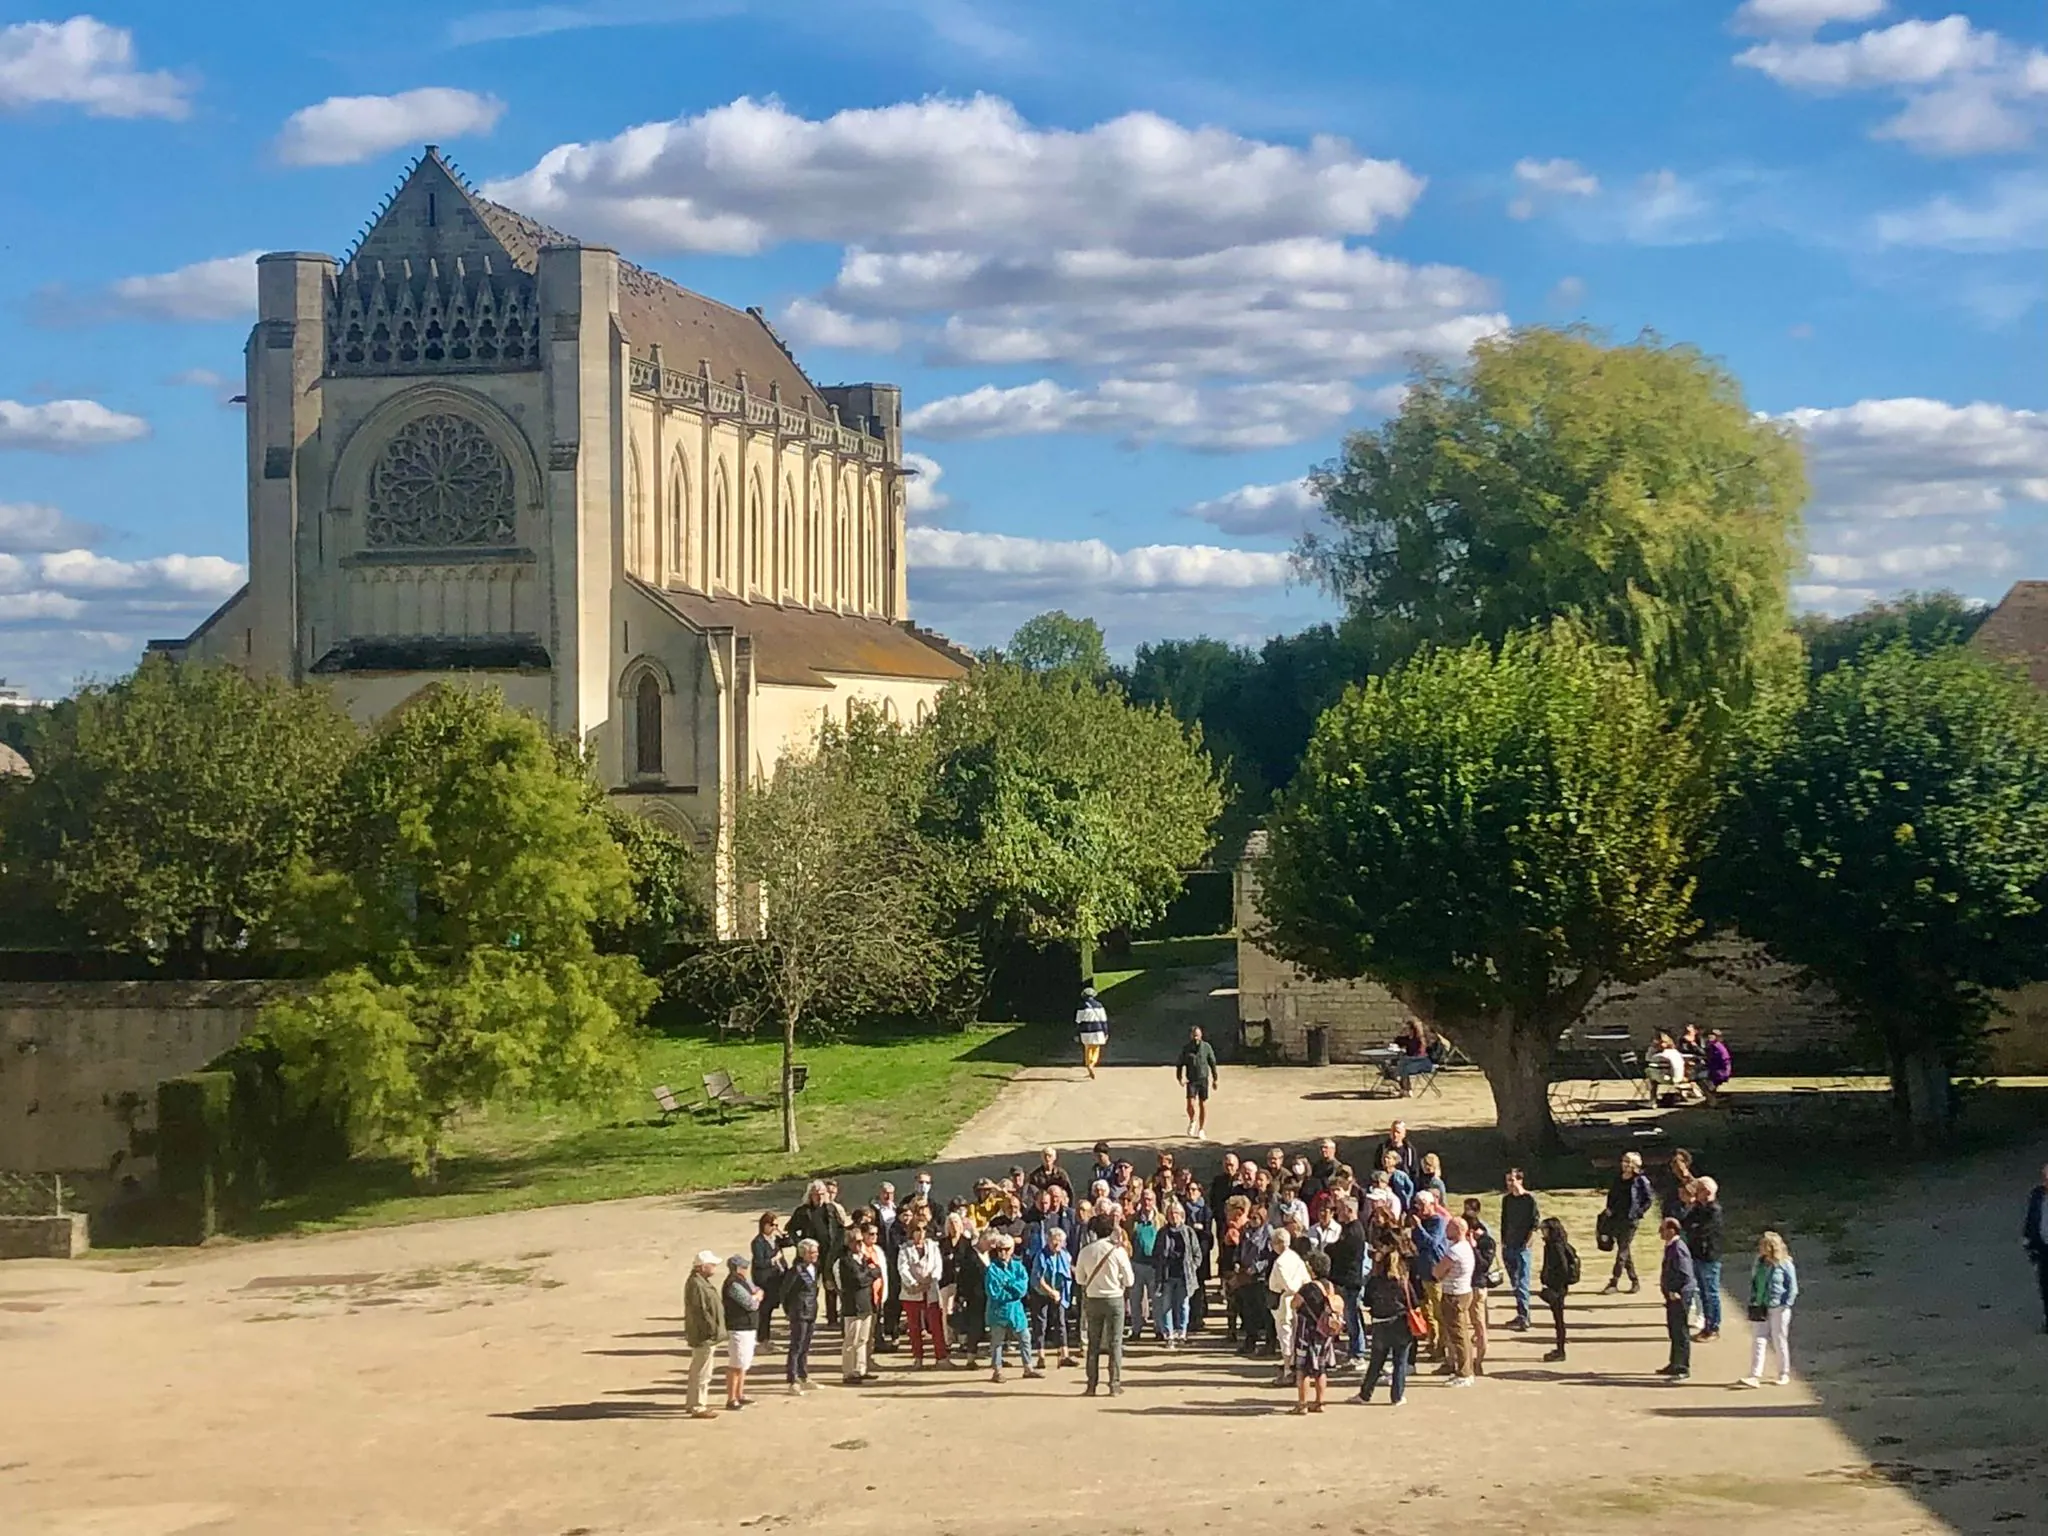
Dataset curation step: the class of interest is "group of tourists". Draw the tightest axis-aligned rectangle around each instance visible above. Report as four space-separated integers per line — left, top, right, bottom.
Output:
675 1122 1818 1419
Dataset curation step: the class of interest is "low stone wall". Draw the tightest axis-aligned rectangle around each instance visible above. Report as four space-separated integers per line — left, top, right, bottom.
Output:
0 981 288 1180
0 1213 90 1259
1234 858 2048 1073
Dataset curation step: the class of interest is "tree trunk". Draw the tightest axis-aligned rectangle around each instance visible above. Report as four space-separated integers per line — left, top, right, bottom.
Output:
1420 1004 1566 1157
1890 1040 1953 1151
781 1006 800 1156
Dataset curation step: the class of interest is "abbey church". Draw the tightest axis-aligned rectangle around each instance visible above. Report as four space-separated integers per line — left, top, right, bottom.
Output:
156 146 968 853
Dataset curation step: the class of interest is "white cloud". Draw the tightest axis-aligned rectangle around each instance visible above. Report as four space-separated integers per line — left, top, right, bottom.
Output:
167 367 231 390
484 95 1425 258
1736 16 1998 89
1508 156 1600 218
1778 397 2048 608
1874 173 2048 251
908 527 1293 604
0 398 149 452
275 88 506 168
1549 275 1589 309
906 378 1397 452
828 239 1503 382
0 16 191 119
38 251 260 325
1182 478 1321 538
774 298 903 352
1611 168 1722 244
0 545 247 696
0 503 107 552
900 452 950 521
1735 15 2048 157
1733 0 1886 34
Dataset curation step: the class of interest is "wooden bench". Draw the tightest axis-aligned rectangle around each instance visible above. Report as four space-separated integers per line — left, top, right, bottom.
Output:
652 1083 691 1124
701 1069 770 1122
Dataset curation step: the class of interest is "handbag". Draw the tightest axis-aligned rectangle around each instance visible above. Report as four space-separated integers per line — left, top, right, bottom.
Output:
1746 1303 1769 1322
1404 1304 1430 1339
1595 1211 1616 1253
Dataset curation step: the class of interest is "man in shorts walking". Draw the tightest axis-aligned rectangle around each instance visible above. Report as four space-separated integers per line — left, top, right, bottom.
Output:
1175 1025 1220 1139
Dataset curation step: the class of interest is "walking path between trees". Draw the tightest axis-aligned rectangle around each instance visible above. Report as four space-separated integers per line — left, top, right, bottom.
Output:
2 964 2043 1535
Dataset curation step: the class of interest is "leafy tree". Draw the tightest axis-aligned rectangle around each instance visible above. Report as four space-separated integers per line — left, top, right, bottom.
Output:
1259 627 1706 1152
1004 610 1111 679
0 656 357 964
262 686 655 1178
1795 590 1989 677
1709 645 2048 1145
921 662 1223 951
1300 327 1808 735
598 809 711 976
696 717 955 1153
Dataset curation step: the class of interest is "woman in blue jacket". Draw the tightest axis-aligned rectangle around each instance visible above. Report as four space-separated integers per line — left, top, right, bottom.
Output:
1152 1199 1203 1347
1738 1229 1799 1387
983 1234 1040 1383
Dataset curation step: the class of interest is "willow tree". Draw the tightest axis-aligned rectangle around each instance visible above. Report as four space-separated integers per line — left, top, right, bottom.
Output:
1300 327 1808 737
1258 627 1706 1152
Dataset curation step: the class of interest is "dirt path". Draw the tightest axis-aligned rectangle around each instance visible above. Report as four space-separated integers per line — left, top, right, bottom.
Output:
1 969 2041 1535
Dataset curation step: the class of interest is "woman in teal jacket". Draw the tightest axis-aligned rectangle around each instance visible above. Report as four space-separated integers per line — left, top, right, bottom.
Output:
1738 1229 1799 1387
983 1234 1040 1383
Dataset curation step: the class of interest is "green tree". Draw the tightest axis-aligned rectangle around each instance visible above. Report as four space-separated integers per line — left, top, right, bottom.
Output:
1259 627 1706 1152
1300 327 1808 734
698 716 955 1153
598 809 711 977
0 656 358 964
1709 645 2048 1145
921 662 1223 951
263 686 655 1177
1004 610 1111 678
1795 590 1989 677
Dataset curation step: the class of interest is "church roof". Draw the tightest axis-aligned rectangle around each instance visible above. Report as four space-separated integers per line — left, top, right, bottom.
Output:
1972 580 2048 690
637 582 970 687
344 148 826 412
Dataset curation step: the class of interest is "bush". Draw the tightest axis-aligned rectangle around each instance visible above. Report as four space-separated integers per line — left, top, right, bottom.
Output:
155 1041 349 1241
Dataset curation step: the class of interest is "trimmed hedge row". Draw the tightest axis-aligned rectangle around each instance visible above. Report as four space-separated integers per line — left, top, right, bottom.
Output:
156 1041 348 1242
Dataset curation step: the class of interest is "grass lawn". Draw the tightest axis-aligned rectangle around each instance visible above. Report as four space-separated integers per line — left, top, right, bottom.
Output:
1093 933 1234 1014
230 1021 1058 1239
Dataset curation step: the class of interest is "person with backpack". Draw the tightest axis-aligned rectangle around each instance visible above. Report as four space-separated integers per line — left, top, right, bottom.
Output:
1599 1150 1655 1294
1075 986 1110 1078
1289 1250 1343 1414
1461 1197 1500 1376
1537 1216 1579 1362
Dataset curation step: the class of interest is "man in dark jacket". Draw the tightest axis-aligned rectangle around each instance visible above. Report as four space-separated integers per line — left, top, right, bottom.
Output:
1326 1196 1369 1364
1680 1175 1727 1341
1372 1120 1422 1183
1500 1168 1540 1331
682 1251 728 1419
1657 1218 1697 1381
788 1180 848 1324
835 1232 882 1385
1209 1153 1240 1246
1175 1026 1221 1139
2025 1162 2048 1333
780 1239 821 1393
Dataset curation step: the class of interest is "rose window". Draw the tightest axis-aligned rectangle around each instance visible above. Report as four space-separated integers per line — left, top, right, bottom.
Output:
365 413 517 547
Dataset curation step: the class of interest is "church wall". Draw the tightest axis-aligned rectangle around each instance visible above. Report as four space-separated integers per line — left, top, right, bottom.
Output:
324 670 553 726
750 673 952 780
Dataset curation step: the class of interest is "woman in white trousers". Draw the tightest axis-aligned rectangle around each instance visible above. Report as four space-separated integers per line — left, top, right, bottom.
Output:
1739 1229 1798 1387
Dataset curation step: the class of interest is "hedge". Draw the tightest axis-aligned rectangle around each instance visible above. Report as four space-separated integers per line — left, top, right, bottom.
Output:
156 1041 348 1242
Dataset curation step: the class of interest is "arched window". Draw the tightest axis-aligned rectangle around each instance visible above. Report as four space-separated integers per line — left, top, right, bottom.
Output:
810 469 827 603
634 673 663 777
625 443 645 576
780 476 797 600
747 473 766 595
712 464 731 593
668 453 692 589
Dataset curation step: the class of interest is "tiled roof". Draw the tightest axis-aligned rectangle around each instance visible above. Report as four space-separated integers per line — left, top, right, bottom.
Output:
1972 581 2048 690
636 581 968 687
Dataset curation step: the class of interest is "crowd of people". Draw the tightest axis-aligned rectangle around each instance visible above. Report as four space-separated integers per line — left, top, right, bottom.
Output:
674 1122 1809 1418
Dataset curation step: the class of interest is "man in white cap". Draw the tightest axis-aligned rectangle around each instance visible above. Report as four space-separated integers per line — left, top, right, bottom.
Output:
683 1250 728 1419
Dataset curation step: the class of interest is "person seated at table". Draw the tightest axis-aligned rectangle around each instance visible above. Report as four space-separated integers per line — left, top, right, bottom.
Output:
1702 1029 1734 1104
1391 1021 1434 1095
1648 1032 1689 1084
1678 1023 1708 1076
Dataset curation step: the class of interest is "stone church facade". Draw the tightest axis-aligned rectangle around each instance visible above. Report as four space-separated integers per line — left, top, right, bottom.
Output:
155 147 968 879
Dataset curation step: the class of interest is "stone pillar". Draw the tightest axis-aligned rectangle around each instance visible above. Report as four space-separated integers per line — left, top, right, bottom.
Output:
536 242 621 747
246 252 333 679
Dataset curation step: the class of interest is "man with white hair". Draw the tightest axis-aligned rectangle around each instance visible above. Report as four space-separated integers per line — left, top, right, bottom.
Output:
682 1250 728 1419
1266 1227 1311 1385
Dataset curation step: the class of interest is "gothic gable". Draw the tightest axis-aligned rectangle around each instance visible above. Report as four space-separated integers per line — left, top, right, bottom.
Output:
326 149 541 377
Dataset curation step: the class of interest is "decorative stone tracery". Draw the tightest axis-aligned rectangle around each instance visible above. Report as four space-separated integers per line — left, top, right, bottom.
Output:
364 413 517 547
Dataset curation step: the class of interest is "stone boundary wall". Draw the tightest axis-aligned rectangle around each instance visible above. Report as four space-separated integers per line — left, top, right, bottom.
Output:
0 981 294 1180
1235 859 2048 1073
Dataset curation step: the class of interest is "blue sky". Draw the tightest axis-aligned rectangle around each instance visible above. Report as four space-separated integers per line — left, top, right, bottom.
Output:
2 0 2045 696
